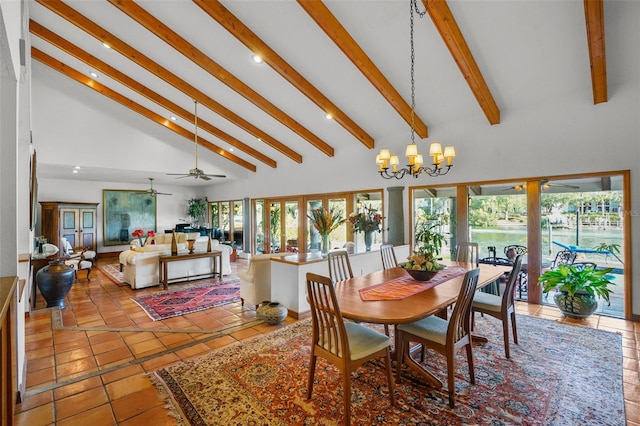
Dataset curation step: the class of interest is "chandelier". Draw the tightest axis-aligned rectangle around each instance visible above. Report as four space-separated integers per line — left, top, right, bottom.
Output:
376 0 456 180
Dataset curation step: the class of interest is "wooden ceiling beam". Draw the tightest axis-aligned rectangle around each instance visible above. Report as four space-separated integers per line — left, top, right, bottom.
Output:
195 0 374 149
423 0 500 125
35 0 303 164
30 20 277 169
108 0 334 157
31 48 257 172
584 0 607 104
297 0 429 139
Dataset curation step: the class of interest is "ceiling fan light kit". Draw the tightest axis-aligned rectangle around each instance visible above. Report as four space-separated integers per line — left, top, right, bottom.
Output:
377 0 455 180
167 100 226 181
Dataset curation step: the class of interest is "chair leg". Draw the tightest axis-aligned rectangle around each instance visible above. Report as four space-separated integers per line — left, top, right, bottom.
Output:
466 342 475 384
306 354 317 400
510 311 518 345
384 324 390 336
86 267 91 282
502 315 511 359
446 351 456 408
343 371 352 426
395 333 404 383
383 347 396 406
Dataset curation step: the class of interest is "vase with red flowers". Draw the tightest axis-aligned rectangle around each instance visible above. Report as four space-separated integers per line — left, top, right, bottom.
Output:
348 205 382 251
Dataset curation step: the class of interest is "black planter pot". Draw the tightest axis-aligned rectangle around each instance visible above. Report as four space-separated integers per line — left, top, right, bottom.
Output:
36 259 75 309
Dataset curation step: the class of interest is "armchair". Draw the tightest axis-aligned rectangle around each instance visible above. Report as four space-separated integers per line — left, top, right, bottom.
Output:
239 253 291 308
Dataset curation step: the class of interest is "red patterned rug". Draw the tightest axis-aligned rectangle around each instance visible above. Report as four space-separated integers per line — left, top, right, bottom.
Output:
132 280 240 321
150 315 625 425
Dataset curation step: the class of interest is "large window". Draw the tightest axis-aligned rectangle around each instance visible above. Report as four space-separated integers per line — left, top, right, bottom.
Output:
209 199 244 245
251 189 384 255
409 171 630 319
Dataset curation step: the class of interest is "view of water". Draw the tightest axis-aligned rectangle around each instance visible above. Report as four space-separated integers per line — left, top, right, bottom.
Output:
467 224 623 262
460 224 625 318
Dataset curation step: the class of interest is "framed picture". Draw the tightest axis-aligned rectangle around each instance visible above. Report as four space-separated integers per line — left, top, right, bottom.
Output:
103 190 156 246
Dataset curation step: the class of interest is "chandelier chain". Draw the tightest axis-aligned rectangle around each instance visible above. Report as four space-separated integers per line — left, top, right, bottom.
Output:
375 0 454 180
410 0 426 145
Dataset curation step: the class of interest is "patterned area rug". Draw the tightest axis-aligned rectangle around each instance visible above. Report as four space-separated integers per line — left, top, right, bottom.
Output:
150 315 625 425
132 280 240 321
96 261 125 286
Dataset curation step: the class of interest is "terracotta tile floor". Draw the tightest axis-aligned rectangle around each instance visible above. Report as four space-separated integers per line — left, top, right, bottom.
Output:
15 257 640 425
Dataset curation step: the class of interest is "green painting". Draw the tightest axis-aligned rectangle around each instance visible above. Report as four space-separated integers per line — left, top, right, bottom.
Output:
103 190 156 246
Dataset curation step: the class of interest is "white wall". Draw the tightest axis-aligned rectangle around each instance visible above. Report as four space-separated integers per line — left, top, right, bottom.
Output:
37 178 206 254
29 1 640 316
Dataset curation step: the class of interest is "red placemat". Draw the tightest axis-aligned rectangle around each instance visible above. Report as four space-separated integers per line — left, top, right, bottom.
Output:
359 266 467 301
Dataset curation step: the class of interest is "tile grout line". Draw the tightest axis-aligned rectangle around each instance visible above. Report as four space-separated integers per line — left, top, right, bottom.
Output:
24 308 264 398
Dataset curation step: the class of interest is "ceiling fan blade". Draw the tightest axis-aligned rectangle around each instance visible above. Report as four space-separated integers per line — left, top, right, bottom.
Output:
205 173 226 178
200 175 212 181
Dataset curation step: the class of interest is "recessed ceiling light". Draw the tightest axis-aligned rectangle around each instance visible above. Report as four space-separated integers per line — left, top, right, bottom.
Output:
102 42 111 49
325 113 332 120
251 54 263 64
74 166 81 170
72 170 79 174
89 71 99 78
229 147 234 152
170 116 177 121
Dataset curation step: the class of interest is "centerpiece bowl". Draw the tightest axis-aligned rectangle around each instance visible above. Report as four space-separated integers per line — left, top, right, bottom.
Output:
404 268 439 281
400 263 446 281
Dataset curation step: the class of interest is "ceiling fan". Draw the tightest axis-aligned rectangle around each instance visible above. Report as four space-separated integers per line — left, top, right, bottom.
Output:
167 100 226 181
504 180 580 191
144 178 172 196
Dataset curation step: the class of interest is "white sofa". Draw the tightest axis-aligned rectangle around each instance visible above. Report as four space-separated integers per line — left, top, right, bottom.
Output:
118 232 232 289
238 253 291 308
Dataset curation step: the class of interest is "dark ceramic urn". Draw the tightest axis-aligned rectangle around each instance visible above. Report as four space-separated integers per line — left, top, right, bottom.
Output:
36 259 75 309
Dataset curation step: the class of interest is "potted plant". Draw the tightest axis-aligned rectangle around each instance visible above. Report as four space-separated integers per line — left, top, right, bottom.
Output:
593 242 624 264
538 263 615 319
307 207 345 255
400 221 445 280
347 205 382 251
187 198 208 227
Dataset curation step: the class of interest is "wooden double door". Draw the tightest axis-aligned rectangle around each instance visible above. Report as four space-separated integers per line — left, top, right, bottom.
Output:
40 202 98 251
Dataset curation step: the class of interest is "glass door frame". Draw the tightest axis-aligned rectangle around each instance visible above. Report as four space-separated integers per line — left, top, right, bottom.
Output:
409 170 631 318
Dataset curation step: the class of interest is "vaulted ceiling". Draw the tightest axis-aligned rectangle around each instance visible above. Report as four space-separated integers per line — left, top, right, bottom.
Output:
30 0 607 186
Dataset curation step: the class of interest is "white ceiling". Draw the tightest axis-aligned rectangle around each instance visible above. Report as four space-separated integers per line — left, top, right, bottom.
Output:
28 0 625 189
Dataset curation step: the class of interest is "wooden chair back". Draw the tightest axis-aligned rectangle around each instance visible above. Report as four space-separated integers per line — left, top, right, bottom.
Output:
306 272 350 364
327 250 353 283
455 242 479 267
448 268 480 344
380 244 398 270
503 255 524 311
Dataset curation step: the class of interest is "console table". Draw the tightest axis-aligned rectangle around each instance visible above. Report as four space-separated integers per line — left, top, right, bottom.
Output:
158 251 221 291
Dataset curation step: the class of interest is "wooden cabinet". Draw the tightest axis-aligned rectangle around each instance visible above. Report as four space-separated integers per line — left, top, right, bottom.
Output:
40 202 98 251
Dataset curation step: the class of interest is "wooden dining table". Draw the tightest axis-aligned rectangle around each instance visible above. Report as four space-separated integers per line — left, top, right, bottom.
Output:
333 261 511 387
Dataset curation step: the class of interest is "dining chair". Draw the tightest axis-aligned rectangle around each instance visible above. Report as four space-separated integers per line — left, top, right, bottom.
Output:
455 242 479 267
396 268 480 408
471 254 523 358
305 273 395 425
328 250 389 335
327 250 353 283
380 244 398 270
